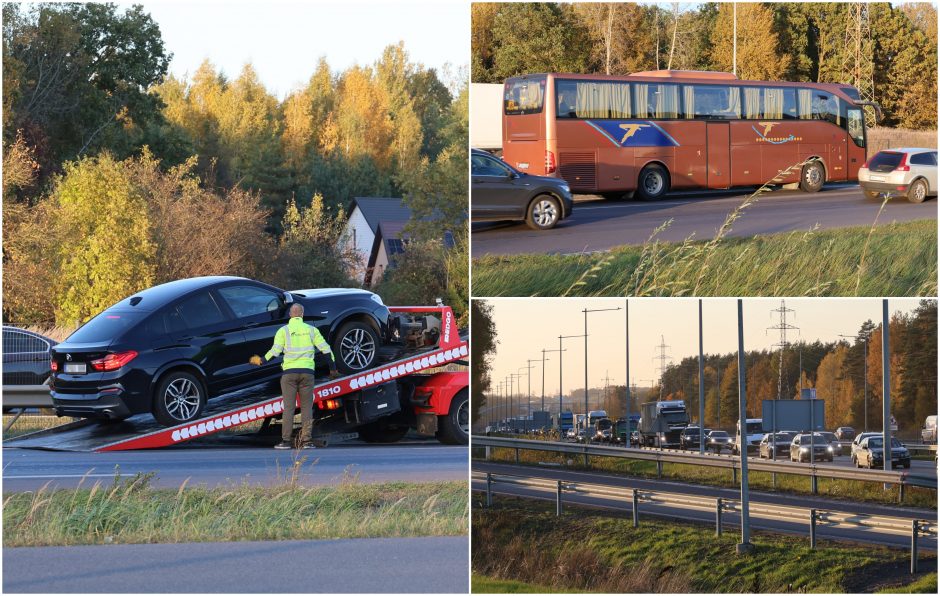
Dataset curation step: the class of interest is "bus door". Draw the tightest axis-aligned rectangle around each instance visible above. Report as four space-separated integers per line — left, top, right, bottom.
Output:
829 129 846 182
706 122 731 189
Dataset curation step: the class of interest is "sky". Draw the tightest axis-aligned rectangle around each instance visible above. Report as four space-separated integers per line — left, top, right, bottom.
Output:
484 298 929 398
121 0 469 98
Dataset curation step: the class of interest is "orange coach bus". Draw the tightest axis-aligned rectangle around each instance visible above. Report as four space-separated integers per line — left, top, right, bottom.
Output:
501 70 880 200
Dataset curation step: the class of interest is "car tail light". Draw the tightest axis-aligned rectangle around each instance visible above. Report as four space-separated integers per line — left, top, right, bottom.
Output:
545 150 556 174
90 351 138 372
50 359 58 372
894 153 910 172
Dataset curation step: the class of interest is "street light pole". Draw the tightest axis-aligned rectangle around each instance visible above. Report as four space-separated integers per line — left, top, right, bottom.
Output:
882 300 891 475
542 348 564 414
699 299 706 455
840 333 870 432
736 299 752 554
559 334 585 418
625 300 631 440
583 306 621 432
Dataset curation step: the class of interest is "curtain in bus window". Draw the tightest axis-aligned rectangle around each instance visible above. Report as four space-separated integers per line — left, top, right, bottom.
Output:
725 87 741 118
744 88 761 119
576 83 607 118
763 88 784 119
683 86 695 119
782 89 798 119
655 84 678 118
798 89 813 119
609 82 632 118
634 83 650 118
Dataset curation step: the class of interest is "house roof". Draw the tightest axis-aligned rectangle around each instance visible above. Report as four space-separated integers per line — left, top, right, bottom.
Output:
349 197 412 235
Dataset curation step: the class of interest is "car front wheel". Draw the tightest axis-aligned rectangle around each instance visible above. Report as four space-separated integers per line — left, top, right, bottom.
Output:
333 321 380 374
153 371 206 427
525 195 562 230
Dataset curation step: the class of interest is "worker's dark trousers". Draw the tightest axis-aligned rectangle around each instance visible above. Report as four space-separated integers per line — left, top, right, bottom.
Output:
281 372 315 443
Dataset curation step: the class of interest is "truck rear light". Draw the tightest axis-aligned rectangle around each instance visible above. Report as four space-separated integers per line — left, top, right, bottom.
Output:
895 153 910 172
51 360 58 372
545 150 556 174
318 399 342 410
90 351 138 372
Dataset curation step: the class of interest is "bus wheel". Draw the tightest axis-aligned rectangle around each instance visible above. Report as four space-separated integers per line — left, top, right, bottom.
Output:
799 160 825 193
637 164 669 200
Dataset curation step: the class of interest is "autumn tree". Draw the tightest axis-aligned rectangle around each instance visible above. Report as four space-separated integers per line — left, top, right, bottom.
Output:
710 2 787 79
471 300 498 425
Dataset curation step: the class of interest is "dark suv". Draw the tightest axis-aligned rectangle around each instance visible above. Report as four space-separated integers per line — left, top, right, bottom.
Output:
471 148 573 230
50 277 392 426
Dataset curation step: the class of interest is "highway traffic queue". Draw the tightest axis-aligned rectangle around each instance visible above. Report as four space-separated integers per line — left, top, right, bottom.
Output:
486 398 935 469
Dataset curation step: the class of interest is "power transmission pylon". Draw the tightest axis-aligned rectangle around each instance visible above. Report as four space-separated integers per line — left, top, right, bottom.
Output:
767 300 799 400
842 2 875 126
653 336 673 399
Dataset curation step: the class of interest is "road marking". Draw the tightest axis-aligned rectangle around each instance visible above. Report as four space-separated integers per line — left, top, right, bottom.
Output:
3 473 123 479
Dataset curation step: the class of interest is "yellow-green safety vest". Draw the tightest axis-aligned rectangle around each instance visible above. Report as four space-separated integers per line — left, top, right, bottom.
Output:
265 317 334 371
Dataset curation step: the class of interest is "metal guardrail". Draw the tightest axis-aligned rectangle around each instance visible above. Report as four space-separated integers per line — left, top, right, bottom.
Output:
472 435 937 499
2 384 54 432
2 384 53 408
474 469 938 573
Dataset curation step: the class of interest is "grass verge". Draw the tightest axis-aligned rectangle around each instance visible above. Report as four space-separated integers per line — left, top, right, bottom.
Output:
477 447 937 509
473 497 936 593
472 219 937 297
3 472 468 547
471 574 564 593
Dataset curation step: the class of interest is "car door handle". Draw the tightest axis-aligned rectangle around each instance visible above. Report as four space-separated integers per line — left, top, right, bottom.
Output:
244 322 260 328
174 336 194 342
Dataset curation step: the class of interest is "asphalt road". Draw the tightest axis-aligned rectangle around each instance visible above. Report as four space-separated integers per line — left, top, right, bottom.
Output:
2 442 469 492
471 183 938 256
473 461 937 550
2 536 469 593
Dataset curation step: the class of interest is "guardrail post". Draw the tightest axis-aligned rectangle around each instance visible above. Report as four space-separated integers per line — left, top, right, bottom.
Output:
809 509 817 549
632 488 639 528
556 480 563 516
716 498 723 536
657 460 663 478
486 473 493 507
910 520 919 574
899 481 905 504
732 466 737 484
485 445 491 460
811 470 818 495
515 447 520 464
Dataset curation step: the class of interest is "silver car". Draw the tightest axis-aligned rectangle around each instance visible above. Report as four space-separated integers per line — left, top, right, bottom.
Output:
858 148 937 203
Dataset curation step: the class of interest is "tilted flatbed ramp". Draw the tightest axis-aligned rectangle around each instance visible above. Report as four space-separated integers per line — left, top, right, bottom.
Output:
4 306 467 452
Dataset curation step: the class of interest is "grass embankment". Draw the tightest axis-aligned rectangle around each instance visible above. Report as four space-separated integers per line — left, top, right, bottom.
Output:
3 472 468 547
473 218 937 297
473 498 936 593
2 415 79 439
478 446 936 509
868 127 938 155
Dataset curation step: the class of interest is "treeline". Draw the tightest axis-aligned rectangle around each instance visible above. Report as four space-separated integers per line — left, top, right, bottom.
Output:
472 2 937 129
629 301 936 434
3 3 468 327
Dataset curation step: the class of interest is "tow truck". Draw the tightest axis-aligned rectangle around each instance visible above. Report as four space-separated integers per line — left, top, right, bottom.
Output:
5 305 468 452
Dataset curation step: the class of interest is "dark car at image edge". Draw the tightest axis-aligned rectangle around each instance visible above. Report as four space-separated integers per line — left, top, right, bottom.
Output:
50 277 395 426
471 148 573 230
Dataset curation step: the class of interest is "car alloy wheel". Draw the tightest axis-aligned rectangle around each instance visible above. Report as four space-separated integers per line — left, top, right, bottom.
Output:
340 327 376 370
532 199 558 228
909 179 927 203
164 378 201 421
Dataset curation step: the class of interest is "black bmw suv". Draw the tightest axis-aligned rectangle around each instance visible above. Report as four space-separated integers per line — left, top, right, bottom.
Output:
50 277 391 426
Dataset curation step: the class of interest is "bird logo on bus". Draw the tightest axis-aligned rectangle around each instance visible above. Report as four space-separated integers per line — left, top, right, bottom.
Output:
619 123 650 143
753 121 798 144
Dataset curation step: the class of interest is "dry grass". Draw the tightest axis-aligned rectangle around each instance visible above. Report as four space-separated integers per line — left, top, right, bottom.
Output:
2 471 468 547
867 127 938 155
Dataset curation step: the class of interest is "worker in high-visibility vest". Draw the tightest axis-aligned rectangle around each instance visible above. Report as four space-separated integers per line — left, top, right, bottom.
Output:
249 303 339 449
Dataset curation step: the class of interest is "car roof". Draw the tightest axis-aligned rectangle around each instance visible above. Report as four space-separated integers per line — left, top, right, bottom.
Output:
112 276 257 312
878 148 937 154
2 325 56 343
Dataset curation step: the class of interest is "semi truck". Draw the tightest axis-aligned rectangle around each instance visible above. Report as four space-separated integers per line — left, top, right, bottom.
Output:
556 411 574 436
638 400 689 448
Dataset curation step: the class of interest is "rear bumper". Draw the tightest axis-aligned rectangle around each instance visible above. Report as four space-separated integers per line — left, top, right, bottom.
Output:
52 390 133 420
860 181 909 194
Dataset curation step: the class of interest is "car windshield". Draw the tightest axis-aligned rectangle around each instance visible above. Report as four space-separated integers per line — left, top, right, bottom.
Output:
775 433 794 441
797 434 828 445
868 438 903 449
66 310 146 344
709 431 729 439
